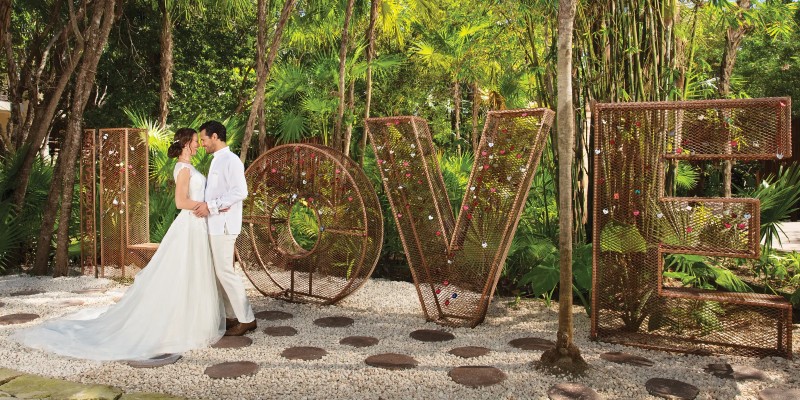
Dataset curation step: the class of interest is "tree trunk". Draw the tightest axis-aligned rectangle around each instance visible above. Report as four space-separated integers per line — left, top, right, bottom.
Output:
257 101 269 154
157 0 173 129
333 0 356 154
3 0 20 153
240 0 296 162
470 82 480 153
13 4 86 209
343 79 355 157
358 0 379 165
32 0 118 276
719 0 750 198
540 0 588 373
453 80 461 155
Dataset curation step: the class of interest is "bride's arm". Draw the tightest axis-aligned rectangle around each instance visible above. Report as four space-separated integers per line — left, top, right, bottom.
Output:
174 167 202 211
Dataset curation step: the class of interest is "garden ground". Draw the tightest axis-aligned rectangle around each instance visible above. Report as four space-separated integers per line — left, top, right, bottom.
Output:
1 272 799 400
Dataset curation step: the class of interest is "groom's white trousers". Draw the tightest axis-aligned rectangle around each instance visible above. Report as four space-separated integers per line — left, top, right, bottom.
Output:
209 234 255 323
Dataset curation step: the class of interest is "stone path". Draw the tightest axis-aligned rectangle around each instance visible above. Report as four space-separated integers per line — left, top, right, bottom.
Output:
776 221 800 252
1 275 799 399
0 367 184 399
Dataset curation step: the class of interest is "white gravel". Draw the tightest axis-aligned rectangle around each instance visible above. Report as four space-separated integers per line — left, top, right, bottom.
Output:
1 273 799 400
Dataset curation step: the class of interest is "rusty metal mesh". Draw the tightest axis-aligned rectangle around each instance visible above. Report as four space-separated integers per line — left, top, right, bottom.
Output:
96 128 150 278
365 109 555 327
80 129 97 277
592 98 793 358
124 129 152 274
236 143 383 304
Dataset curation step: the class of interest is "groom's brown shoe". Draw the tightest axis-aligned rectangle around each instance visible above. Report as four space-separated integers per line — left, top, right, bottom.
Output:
225 320 257 336
225 318 239 330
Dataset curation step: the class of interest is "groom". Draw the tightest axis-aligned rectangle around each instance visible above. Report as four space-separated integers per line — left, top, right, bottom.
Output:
194 120 256 336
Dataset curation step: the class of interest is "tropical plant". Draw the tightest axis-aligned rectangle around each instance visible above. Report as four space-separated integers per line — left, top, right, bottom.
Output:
740 163 800 252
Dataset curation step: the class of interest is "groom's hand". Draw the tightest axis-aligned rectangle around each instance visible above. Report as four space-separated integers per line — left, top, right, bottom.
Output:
193 202 210 217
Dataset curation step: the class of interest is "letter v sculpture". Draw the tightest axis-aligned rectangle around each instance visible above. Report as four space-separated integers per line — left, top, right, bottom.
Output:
365 109 555 327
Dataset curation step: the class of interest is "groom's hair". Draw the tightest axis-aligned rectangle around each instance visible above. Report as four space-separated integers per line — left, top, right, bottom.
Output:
199 120 227 142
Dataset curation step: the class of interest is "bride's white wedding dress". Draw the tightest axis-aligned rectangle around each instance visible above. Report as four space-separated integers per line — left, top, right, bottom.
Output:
13 162 225 361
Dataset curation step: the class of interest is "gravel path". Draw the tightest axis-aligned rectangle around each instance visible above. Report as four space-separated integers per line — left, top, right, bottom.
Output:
1 274 798 399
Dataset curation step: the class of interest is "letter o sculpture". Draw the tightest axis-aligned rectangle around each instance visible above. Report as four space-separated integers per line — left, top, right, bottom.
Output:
235 143 383 304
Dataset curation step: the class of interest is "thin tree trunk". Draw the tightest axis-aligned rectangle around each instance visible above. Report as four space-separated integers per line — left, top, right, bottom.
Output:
333 0 356 154
540 0 587 372
13 3 86 209
343 79 355 157
157 0 173 129
470 82 480 153
453 80 461 155
719 0 750 198
257 101 268 154
3 0 19 153
358 0 379 165
240 0 295 162
32 0 117 276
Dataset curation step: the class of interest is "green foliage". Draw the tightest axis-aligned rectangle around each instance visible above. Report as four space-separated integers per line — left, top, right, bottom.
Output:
663 254 752 293
600 222 647 253
516 243 593 314
0 151 54 272
740 163 800 252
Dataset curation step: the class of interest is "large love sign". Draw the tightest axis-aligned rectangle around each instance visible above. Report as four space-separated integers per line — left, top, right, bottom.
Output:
365 109 554 327
592 98 792 357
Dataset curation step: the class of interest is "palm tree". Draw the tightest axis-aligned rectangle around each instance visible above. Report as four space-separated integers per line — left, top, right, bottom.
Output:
333 0 356 154
155 0 249 129
239 0 297 162
358 0 380 164
411 17 490 155
539 0 587 373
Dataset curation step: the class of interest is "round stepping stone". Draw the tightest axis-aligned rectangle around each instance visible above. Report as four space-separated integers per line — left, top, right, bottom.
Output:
10 289 44 297
263 326 297 337
281 346 327 361
313 316 354 328
508 337 555 351
254 310 293 321
704 363 767 381
548 383 601 400
758 388 800 400
448 366 507 388
204 361 258 379
645 378 699 400
449 346 490 358
0 313 39 325
126 354 182 368
410 329 455 342
72 288 105 294
340 336 379 348
365 353 418 370
600 351 654 367
212 336 253 349
55 299 85 307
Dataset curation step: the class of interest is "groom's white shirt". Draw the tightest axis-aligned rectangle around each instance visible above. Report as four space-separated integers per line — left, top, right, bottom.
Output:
205 146 247 235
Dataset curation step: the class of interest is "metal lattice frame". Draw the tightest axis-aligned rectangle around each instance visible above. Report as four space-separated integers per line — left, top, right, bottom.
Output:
365 109 555 327
592 97 793 358
80 129 97 277
236 143 383 304
93 128 151 278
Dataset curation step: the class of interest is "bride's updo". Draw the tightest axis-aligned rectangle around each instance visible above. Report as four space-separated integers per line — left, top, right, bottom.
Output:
167 128 196 158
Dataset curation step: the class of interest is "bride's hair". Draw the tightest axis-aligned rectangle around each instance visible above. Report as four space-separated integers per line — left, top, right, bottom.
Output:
167 128 197 158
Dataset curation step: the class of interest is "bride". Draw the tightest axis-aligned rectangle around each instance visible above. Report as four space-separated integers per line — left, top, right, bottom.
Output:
12 128 225 361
